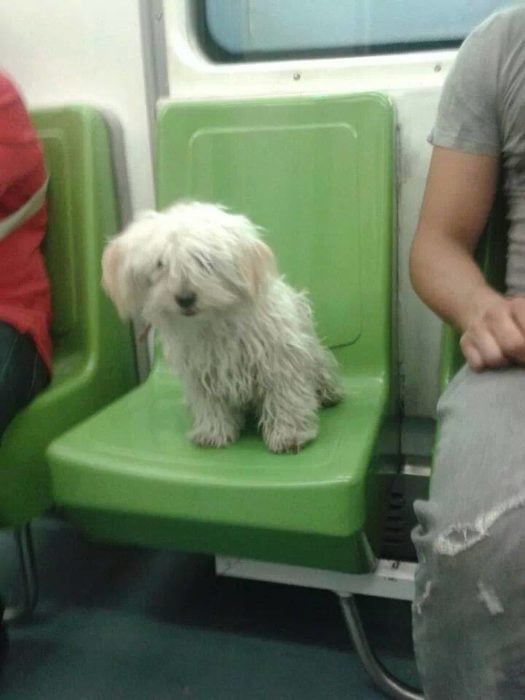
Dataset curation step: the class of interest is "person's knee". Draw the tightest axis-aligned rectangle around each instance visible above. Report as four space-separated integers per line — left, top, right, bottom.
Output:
413 503 525 698
415 488 525 597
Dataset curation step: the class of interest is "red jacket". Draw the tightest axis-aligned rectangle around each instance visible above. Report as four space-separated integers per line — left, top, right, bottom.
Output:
0 73 51 372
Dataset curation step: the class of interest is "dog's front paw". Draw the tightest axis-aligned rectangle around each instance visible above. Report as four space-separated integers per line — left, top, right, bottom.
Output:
264 428 317 455
190 426 238 448
317 379 345 408
270 440 303 455
318 384 345 408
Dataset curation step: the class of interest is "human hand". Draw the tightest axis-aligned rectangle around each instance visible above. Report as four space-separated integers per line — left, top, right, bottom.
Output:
460 296 525 371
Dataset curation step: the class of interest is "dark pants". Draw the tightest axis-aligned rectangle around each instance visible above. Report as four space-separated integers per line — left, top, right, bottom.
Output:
0 322 49 665
0 321 49 441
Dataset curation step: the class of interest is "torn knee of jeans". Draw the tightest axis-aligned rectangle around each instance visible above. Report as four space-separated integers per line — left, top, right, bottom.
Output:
477 580 504 616
433 492 525 556
412 580 432 616
434 522 487 555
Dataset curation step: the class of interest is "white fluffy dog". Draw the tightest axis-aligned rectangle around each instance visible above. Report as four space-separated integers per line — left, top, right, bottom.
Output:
102 201 343 453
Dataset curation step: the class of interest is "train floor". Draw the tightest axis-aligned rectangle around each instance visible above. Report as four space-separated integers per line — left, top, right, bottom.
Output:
0 516 419 699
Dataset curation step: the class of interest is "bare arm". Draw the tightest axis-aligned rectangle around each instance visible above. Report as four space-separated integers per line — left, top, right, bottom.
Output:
410 146 525 370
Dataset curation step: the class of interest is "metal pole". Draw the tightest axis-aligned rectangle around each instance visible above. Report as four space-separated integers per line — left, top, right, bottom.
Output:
338 594 424 700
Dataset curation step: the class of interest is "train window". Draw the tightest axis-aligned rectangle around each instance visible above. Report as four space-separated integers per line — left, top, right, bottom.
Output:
198 0 520 62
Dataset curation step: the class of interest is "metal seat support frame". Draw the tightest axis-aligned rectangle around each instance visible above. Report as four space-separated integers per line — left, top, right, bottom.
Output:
216 555 424 699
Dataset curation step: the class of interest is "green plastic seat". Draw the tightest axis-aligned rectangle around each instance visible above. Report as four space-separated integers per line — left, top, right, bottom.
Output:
48 94 395 573
0 107 137 528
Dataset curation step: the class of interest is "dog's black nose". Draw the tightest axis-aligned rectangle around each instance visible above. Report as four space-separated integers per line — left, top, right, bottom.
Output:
175 293 197 309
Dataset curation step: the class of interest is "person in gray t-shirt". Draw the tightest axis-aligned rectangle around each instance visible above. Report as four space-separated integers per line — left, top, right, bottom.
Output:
410 7 525 699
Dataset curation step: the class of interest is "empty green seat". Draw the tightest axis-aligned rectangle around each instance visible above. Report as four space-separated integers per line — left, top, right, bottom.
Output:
0 107 137 528
48 94 395 573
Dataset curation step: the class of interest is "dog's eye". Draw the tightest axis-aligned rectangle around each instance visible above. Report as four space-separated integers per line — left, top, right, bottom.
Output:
148 258 166 286
193 254 214 272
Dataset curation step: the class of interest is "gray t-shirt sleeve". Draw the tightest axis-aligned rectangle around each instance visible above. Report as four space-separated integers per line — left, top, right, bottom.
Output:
429 13 504 156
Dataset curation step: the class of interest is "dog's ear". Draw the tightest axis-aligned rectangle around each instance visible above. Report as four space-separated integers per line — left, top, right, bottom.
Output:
240 238 277 298
101 237 141 320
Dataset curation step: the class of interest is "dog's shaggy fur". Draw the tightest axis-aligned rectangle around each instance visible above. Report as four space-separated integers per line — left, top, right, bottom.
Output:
102 201 343 453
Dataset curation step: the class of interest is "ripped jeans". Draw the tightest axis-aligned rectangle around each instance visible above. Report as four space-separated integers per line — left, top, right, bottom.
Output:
412 365 525 699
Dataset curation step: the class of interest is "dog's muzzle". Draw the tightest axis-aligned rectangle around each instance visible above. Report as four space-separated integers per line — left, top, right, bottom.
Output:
176 293 197 315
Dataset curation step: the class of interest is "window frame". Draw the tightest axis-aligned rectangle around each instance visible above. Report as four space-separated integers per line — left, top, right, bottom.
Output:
195 0 472 65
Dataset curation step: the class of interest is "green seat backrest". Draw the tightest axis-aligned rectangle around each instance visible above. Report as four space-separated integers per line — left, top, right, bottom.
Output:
32 109 100 359
156 95 394 373
29 108 129 368
439 196 508 389
38 125 77 338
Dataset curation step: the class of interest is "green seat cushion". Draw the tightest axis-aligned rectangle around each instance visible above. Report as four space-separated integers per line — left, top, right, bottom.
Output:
49 359 390 572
